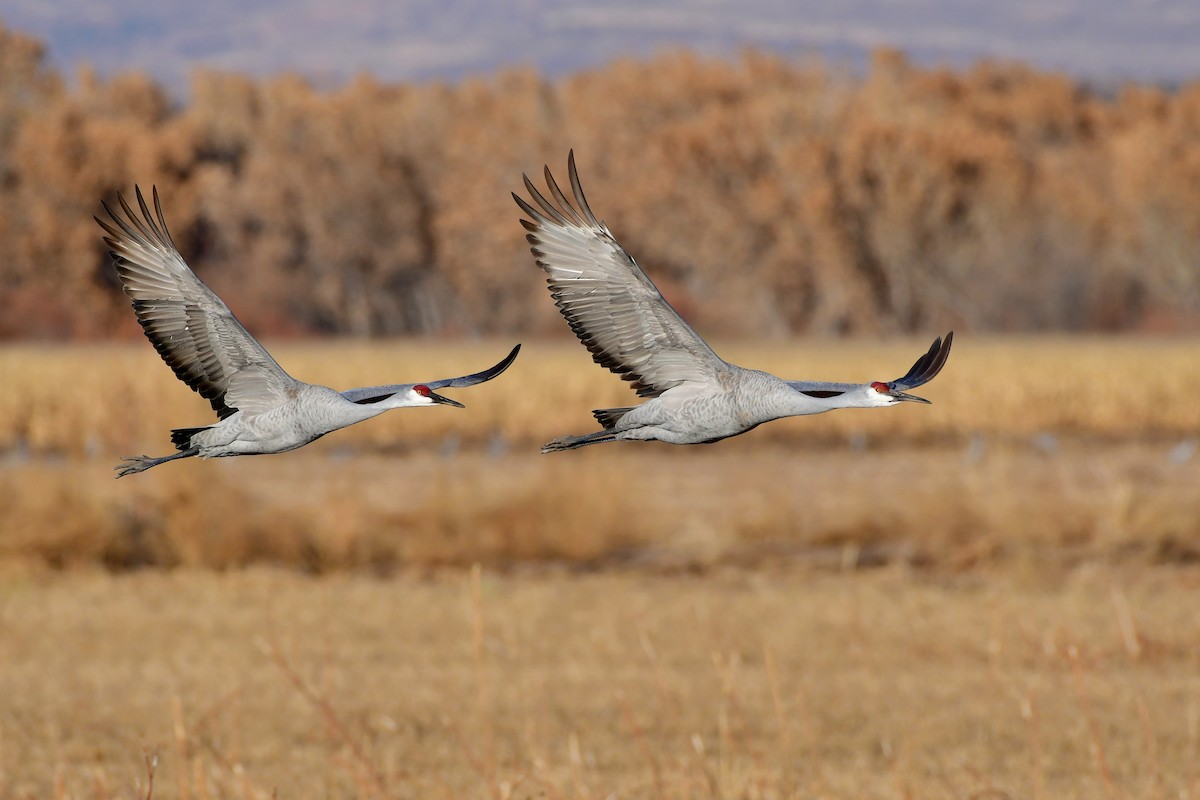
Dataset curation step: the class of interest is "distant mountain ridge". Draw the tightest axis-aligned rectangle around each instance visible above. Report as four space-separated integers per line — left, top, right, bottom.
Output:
4 0 1198 97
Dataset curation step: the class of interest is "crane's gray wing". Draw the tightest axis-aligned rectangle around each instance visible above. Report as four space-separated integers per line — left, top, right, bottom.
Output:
785 333 953 397
513 152 727 399
340 344 520 404
888 332 953 391
96 187 297 420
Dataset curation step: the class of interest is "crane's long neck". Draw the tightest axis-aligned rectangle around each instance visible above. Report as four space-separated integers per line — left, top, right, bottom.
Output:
764 380 873 420
334 389 423 425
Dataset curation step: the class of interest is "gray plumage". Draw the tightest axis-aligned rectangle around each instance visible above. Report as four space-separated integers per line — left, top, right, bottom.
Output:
98 186 519 477
513 152 953 453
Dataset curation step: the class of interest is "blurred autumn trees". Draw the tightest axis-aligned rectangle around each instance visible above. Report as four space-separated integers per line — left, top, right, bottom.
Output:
2 21 1199 340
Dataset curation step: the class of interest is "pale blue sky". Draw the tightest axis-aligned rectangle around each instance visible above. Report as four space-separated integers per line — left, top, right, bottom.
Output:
6 0 1198 96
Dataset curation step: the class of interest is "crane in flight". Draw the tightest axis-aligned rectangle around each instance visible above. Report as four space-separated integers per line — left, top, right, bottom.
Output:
98 187 519 477
513 152 952 453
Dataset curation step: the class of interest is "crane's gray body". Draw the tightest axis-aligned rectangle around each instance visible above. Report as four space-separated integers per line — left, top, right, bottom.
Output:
185 384 382 457
600 370 871 445
514 153 952 453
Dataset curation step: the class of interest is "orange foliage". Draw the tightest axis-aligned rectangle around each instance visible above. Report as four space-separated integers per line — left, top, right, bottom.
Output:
2 25 1199 339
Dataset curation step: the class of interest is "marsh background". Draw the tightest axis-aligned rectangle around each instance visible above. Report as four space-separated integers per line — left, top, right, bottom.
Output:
1 6 1199 798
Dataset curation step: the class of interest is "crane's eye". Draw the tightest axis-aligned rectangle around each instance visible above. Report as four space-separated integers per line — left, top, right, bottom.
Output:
870 381 890 393
413 385 431 397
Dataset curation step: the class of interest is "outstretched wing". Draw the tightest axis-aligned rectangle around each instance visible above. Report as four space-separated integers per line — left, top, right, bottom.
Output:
786 333 954 397
97 186 297 420
889 332 954 391
339 344 521 405
513 151 727 398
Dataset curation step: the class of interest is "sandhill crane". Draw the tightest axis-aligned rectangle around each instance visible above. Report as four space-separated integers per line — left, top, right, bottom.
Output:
97 187 520 477
513 152 952 453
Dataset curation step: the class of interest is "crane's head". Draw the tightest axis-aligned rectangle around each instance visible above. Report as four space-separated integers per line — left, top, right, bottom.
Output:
869 380 931 406
409 384 464 408
866 332 953 406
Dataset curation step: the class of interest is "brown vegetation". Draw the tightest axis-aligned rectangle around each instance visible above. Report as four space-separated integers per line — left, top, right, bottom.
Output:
1 566 1196 799
3 338 1200 573
4 21 1200 797
4 336 1200 460
2 22 1200 339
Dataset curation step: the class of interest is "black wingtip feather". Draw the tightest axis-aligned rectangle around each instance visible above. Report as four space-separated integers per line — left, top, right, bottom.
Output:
152 186 175 247
513 184 548 224
542 163 587 227
443 343 521 388
95 219 122 250
117 190 154 242
495 343 521 371
893 331 954 390
566 151 602 229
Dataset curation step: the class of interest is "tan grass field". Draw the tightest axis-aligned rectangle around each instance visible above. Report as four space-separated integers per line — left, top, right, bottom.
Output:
3 335 1200 458
2 336 1200 798
3 336 1200 570
0 566 1197 799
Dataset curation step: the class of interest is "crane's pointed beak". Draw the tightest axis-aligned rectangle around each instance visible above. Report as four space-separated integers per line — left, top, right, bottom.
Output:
430 391 465 408
887 386 931 404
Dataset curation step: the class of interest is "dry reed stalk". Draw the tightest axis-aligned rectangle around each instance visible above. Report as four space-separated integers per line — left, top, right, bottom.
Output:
1110 587 1143 660
1020 692 1046 800
1188 699 1199 800
636 625 686 746
1136 696 1163 800
762 642 804 797
1066 644 1118 800
615 691 668 800
566 732 591 800
172 695 190 800
260 633 393 799
688 730 719 800
709 649 762 794
468 563 499 800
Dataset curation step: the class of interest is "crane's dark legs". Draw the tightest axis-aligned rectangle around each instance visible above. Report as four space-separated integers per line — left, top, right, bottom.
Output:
114 448 200 478
541 430 618 453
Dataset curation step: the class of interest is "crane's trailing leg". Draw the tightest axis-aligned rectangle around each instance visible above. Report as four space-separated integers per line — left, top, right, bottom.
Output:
541 430 618 453
115 448 200 478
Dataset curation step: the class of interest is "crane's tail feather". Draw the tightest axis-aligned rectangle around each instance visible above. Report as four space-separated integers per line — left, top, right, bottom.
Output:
170 426 209 451
591 407 634 430
115 448 200 478
541 431 618 453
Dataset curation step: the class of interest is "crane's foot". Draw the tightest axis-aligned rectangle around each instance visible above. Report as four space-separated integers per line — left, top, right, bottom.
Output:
114 448 199 478
114 455 165 478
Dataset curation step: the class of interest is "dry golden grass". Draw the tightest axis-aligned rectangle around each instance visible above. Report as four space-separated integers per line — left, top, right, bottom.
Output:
4 337 1200 798
4 336 1200 572
4 443 1200 573
3 335 1200 459
0 566 1197 799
